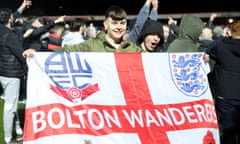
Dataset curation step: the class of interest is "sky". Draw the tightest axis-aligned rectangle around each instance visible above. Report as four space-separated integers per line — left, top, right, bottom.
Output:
1 0 239 16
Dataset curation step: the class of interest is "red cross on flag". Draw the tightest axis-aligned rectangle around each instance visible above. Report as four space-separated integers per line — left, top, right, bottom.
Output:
23 52 219 144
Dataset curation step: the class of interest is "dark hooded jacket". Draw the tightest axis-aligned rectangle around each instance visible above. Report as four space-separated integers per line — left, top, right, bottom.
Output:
206 36 240 99
137 19 164 51
167 15 204 52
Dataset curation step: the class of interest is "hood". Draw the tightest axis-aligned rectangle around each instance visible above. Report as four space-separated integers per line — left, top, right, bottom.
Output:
178 15 204 41
138 19 164 45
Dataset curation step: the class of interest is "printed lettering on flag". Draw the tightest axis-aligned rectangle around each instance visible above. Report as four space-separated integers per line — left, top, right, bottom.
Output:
23 52 220 144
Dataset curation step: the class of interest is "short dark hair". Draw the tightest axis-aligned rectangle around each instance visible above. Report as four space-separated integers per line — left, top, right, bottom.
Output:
105 6 127 21
0 8 12 25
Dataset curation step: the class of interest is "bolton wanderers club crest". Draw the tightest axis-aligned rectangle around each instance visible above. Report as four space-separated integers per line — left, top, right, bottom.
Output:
169 53 208 97
45 52 99 103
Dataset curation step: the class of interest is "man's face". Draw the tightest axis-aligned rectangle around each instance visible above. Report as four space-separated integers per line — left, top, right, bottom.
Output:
143 34 161 52
104 17 127 42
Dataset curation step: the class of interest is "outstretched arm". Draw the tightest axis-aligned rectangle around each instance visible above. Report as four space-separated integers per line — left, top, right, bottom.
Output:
13 0 32 21
149 0 158 20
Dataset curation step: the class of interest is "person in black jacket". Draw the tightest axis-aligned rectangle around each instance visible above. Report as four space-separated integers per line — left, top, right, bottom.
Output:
156 17 179 52
22 15 65 51
0 7 28 144
198 27 216 96
205 20 240 144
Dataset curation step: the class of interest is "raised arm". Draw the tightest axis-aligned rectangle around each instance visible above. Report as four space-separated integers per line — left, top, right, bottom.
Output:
126 0 152 42
149 0 158 20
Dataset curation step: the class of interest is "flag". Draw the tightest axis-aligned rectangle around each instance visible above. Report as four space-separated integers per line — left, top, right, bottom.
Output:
23 52 219 144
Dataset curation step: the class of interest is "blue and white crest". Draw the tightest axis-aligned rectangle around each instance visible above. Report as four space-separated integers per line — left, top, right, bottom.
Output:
45 52 99 103
168 53 208 97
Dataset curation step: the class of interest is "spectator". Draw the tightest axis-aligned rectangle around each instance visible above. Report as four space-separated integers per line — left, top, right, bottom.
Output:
23 15 65 50
11 0 32 103
205 20 240 144
0 7 29 144
41 24 64 49
86 22 97 39
198 27 215 96
198 27 214 52
23 5 143 53
13 0 32 25
126 0 159 43
61 18 86 47
122 0 164 52
213 26 223 39
222 25 231 38
206 13 217 28
156 16 179 52
12 0 32 38
127 0 177 53
167 14 204 52
137 19 164 52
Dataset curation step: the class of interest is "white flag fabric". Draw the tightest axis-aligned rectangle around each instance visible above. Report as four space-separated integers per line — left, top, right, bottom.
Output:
23 52 219 144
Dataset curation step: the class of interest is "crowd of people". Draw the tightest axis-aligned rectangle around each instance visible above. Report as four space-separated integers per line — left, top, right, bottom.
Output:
0 0 240 143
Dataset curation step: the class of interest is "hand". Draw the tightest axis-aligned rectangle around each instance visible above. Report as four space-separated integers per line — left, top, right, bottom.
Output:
152 0 159 9
19 0 32 10
24 0 32 8
203 54 210 63
146 0 152 6
210 13 217 21
54 15 66 24
168 17 176 25
22 48 36 58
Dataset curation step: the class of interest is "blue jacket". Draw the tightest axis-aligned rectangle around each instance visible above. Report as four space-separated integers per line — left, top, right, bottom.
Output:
126 3 158 43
